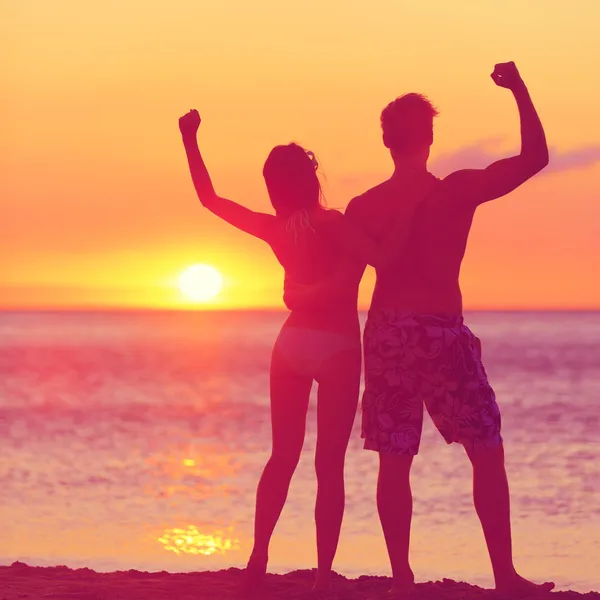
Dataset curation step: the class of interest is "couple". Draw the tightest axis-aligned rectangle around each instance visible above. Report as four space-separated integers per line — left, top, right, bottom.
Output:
179 61 552 597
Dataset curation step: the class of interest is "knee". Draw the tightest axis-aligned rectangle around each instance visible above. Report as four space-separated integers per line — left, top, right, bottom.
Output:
268 449 301 475
376 456 412 496
315 452 345 482
468 444 506 472
379 453 413 479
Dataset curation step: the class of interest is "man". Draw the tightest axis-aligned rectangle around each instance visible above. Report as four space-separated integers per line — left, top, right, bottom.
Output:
289 61 552 597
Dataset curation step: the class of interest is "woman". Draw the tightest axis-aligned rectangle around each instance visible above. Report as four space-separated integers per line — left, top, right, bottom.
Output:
178 108 413 594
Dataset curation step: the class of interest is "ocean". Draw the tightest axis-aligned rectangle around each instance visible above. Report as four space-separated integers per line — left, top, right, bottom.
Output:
1 310 599 592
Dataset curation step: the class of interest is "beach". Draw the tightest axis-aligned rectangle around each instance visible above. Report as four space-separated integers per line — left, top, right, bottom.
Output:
2 311 599 594
3 562 599 600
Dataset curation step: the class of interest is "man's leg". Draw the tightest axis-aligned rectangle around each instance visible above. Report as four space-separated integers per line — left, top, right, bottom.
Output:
378 453 416 593
424 319 554 594
465 444 515 584
361 311 424 596
466 442 554 594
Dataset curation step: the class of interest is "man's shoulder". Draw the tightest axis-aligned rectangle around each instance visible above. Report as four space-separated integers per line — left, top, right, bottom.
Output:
436 169 480 196
427 171 481 215
346 180 392 216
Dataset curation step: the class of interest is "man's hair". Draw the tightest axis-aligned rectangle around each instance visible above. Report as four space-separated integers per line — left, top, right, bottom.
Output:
380 93 439 153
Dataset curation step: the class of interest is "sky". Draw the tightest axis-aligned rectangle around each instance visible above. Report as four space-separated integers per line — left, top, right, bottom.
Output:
2 0 600 310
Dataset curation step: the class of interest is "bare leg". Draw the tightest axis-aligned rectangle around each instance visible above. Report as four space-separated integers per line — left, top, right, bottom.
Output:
466 444 554 595
378 453 415 596
312 348 361 592
245 354 312 587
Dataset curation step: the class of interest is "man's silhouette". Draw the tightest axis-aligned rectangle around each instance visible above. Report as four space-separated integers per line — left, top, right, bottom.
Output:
289 61 552 596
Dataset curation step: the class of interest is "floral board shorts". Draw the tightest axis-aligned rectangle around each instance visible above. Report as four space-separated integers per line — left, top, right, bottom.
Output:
361 311 502 455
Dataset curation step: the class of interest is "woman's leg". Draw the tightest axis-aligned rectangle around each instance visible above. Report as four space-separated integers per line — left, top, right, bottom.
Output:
313 346 361 590
247 348 313 576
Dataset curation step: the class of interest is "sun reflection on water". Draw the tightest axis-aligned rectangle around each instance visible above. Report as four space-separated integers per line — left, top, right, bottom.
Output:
158 525 240 556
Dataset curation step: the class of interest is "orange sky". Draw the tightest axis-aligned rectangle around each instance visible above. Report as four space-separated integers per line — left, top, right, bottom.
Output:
3 0 600 310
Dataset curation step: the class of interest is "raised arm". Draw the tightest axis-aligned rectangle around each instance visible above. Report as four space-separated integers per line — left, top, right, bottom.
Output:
179 109 275 240
444 62 549 206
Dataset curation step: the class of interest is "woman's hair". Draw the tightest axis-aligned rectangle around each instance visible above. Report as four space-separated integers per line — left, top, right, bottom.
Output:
263 143 324 217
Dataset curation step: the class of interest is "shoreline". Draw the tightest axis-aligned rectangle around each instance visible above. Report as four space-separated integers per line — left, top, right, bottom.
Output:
2 562 598 599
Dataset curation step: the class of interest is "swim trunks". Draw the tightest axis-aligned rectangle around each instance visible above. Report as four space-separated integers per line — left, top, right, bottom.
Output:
361 311 502 455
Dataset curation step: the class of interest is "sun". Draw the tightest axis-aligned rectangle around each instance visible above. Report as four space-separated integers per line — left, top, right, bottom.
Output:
178 264 223 303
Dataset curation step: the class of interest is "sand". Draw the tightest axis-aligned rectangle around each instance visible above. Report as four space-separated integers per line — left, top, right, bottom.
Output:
1 562 598 600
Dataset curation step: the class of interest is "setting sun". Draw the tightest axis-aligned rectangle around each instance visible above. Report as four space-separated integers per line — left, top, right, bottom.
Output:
178 264 223 302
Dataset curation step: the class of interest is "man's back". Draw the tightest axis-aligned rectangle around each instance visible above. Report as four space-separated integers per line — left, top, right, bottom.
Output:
347 173 476 314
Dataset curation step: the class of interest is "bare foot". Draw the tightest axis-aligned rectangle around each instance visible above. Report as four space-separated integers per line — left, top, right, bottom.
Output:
495 573 555 597
311 570 337 598
387 578 415 598
311 585 336 599
239 556 267 597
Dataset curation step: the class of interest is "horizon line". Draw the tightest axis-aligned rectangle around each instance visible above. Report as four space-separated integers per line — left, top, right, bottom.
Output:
1 306 599 313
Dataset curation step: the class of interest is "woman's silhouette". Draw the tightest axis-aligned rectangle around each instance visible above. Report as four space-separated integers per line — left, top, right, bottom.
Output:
178 109 418 594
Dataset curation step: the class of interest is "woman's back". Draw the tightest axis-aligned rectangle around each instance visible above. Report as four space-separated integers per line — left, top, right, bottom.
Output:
268 208 344 284
268 208 362 331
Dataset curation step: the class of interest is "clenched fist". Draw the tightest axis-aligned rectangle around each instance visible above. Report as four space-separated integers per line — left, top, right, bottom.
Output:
491 62 524 91
179 109 201 136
